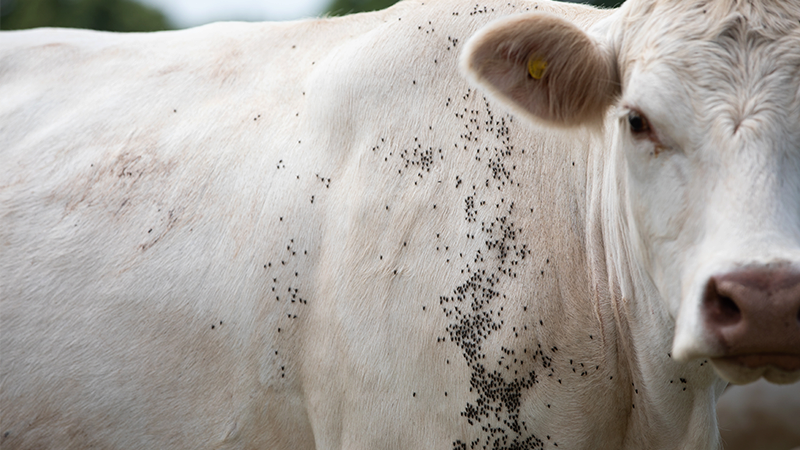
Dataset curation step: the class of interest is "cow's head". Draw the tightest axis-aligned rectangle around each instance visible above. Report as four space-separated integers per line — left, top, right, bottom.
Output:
461 0 800 384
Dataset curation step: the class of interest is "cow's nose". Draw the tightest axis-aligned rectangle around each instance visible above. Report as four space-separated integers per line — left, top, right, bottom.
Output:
702 267 800 371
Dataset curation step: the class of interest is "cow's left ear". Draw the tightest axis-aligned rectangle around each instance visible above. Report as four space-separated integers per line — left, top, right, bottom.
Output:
461 12 619 128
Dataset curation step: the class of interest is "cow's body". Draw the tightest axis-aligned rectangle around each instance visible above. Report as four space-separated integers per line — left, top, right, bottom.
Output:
1 0 798 449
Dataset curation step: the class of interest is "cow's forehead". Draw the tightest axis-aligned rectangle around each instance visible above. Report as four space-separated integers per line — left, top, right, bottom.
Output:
615 0 800 46
612 0 800 142
613 0 800 81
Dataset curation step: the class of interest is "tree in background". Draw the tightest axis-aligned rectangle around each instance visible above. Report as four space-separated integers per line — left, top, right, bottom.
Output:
327 0 623 16
0 0 172 31
327 0 398 16
588 0 624 7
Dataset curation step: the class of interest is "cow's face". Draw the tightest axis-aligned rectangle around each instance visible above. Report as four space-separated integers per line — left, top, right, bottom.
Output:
461 0 800 384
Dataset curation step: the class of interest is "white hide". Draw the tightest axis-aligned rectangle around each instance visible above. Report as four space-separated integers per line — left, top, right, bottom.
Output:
1 1 797 450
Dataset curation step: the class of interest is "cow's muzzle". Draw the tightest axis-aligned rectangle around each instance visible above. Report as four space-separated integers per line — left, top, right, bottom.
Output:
702 266 800 384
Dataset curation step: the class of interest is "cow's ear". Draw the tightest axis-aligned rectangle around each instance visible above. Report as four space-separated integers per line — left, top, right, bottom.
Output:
461 12 619 127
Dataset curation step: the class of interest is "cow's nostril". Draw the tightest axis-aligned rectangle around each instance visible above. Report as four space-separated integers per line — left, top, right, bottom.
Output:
704 278 742 327
716 295 741 322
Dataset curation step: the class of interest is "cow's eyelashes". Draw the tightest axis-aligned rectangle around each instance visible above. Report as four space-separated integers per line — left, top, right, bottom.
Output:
627 111 650 134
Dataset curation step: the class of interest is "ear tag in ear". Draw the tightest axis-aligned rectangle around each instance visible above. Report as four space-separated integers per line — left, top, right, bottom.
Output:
527 57 548 80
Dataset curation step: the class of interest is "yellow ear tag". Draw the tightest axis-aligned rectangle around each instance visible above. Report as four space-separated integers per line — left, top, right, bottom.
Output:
527 57 548 80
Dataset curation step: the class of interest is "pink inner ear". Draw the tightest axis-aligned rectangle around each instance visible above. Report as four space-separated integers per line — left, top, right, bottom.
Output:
462 12 619 127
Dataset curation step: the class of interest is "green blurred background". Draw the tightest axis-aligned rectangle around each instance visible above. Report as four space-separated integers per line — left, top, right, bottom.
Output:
326 0 622 17
0 0 623 32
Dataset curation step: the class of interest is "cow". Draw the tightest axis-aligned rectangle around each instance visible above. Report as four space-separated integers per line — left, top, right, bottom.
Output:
1 0 798 448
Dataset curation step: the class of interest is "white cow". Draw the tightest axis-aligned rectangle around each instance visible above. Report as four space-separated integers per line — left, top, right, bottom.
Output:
1 0 798 449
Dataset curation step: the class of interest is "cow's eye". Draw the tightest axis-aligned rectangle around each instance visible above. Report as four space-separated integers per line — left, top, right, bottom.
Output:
628 111 650 134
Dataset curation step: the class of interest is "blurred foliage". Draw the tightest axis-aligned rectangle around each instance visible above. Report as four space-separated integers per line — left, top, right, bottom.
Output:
327 0 398 16
0 0 172 31
327 0 624 16
590 0 624 8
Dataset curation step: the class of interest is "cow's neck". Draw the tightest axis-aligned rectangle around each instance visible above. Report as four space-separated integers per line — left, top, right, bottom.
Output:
585 125 727 450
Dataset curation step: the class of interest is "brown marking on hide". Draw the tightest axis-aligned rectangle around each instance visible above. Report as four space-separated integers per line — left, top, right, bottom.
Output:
209 46 245 87
58 149 177 216
50 145 189 254
140 206 184 252
156 63 189 77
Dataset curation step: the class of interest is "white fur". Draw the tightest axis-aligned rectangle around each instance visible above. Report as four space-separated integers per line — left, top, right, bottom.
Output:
1 1 797 449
